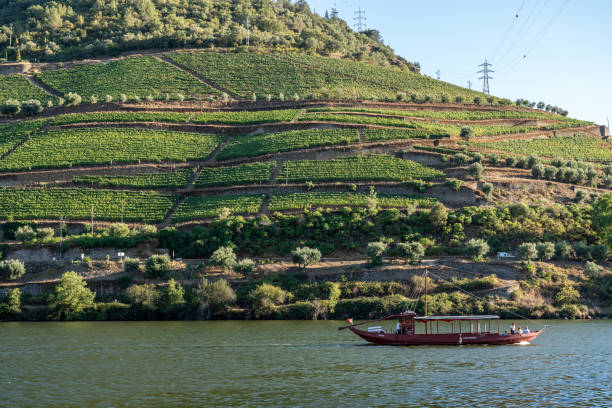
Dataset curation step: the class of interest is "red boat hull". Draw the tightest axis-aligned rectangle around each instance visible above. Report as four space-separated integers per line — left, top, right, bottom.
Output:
349 327 544 345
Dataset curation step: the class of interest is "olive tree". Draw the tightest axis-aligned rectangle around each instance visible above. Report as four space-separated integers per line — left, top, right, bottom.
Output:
366 241 388 266
208 246 237 271
0 259 26 281
518 243 538 261
465 239 489 261
195 278 237 319
48 271 95 320
397 242 425 264
145 254 171 278
291 247 321 269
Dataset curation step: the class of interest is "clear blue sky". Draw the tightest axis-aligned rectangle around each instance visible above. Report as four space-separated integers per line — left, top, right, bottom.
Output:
307 0 611 125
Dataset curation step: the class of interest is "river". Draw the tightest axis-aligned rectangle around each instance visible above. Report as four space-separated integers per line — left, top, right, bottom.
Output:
1 320 610 407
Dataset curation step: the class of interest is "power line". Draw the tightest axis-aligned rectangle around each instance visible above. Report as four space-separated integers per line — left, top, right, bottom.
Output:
477 59 494 94
490 0 527 63
353 7 366 32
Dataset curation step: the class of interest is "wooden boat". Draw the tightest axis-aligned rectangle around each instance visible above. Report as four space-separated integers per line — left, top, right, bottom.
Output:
340 270 547 346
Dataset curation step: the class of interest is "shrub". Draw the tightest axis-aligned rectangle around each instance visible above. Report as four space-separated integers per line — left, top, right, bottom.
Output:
366 241 388 266
209 246 237 270
158 278 185 312
48 271 95 320
488 156 499 166
37 227 55 241
1 288 21 316
454 96 464 104
505 156 516 167
105 95 113 103
454 153 470 165
14 225 36 242
108 223 130 237
90 95 98 104
124 258 141 274
536 242 555 261
305 181 315 191
471 152 484 163
0 259 26 280
65 92 82 106
555 282 580 306
465 239 489 261
397 242 425 264
473 97 482 105
468 162 484 180
176 93 185 102
527 155 540 168
20 99 43 116
518 243 538 261
140 225 157 235
291 247 321 268
440 94 449 103
195 278 237 319
584 262 603 279
429 202 448 227
531 164 545 179
234 258 255 276
126 284 159 309
481 182 493 199
574 190 586 203
218 207 231 220
460 127 473 141
120 93 127 103
446 179 464 191
249 283 291 318
0 99 20 116
349 183 357 192
145 254 171 278
544 165 558 179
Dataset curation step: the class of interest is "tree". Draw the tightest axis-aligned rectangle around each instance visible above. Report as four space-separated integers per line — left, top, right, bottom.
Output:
233 258 255 276
592 193 612 250
14 225 36 242
65 92 82 106
4 288 21 315
468 162 483 180
145 254 171 278
37 227 55 241
460 127 473 141
0 259 26 281
209 246 237 270
48 271 95 320
555 282 580 306
249 283 291 318
108 223 130 237
0 99 21 116
584 262 603 279
126 283 159 309
20 100 43 116
536 242 555 261
531 164 545 179
158 278 185 312
481 182 493 199
291 247 321 268
429 202 448 228
465 239 489 261
473 96 482 105
366 241 388 266
124 258 141 274
518 243 538 261
397 242 425 264
195 278 237 319
555 241 573 260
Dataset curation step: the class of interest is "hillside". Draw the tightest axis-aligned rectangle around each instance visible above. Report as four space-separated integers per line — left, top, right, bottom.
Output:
0 0 417 70
0 47 610 322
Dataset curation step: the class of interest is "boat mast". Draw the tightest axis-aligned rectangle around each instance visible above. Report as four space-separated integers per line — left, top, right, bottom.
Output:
424 269 428 317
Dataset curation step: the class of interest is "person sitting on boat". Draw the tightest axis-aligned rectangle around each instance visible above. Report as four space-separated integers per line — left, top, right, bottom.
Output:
510 322 516 334
501 331 508 337
396 321 401 334
517 327 524 334
524 326 530 334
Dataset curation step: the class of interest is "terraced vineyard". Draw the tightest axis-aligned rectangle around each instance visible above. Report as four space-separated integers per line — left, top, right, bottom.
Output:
0 119 46 157
73 169 195 189
471 134 612 162
173 195 265 222
280 155 445 182
268 192 437 211
195 162 275 187
299 112 414 128
0 75 54 104
193 109 301 124
216 129 360 160
364 128 449 141
0 128 222 171
50 112 193 125
0 188 175 222
36 56 219 100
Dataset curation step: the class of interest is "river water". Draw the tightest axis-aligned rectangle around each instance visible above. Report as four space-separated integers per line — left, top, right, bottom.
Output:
1 320 610 407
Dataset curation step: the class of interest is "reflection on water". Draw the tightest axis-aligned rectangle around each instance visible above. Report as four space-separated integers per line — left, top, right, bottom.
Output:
1 320 610 407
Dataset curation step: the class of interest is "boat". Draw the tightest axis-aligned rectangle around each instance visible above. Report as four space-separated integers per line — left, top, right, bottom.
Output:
340 270 547 346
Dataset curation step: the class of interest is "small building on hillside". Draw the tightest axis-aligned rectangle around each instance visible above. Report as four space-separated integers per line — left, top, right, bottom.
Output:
496 252 516 259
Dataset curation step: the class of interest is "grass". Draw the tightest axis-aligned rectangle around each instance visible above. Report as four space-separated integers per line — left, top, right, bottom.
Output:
0 188 176 222
36 56 219 100
172 194 265 222
0 128 222 171
216 129 359 160
280 155 445 182
0 75 55 104
73 169 195 189
195 162 275 187
471 134 612 162
193 109 301 124
268 192 437 211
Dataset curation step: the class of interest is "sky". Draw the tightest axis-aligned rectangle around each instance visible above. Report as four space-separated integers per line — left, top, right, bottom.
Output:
306 0 612 125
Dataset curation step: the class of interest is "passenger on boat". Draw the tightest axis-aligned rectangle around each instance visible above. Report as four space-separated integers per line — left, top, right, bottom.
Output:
396 322 401 334
510 322 516 334
524 326 530 334
501 331 508 337
518 327 524 334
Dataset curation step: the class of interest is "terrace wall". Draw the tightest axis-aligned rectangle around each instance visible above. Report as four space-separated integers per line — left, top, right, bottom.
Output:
0 63 31 74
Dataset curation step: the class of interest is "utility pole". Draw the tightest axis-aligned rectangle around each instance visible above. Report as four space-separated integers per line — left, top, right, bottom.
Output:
59 217 63 260
353 7 366 32
467 81 472 90
435 70 440 80
91 206 94 235
120 199 125 224
477 59 494 94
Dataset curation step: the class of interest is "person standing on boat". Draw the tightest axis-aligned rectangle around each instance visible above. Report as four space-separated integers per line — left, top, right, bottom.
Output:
396 321 401 334
510 322 516 334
